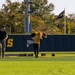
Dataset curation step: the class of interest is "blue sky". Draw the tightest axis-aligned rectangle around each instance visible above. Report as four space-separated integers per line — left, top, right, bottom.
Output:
0 0 75 15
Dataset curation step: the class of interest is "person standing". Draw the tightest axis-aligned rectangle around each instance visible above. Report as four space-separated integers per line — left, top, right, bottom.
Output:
33 32 43 58
0 26 8 58
27 32 47 58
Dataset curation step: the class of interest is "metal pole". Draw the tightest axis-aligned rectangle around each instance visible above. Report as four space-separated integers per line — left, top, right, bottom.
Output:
25 0 30 34
64 9 66 34
64 15 66 34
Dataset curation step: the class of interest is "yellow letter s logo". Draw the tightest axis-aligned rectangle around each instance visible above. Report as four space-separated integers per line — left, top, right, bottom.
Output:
7 39 13 47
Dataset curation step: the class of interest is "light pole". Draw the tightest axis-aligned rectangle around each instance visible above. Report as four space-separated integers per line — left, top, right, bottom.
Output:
23 0 39 34
25 0 32 34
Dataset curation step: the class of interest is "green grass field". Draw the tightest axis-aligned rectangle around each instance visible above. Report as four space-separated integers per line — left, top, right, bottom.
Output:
0 56 75 75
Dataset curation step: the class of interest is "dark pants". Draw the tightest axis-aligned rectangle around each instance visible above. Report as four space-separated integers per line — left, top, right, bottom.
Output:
0 40 6 58
33 44 40 58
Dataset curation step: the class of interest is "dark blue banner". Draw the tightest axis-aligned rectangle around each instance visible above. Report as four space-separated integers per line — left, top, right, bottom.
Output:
6 35 75 52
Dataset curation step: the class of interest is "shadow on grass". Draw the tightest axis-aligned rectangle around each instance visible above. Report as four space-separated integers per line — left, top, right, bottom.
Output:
0 56 75 61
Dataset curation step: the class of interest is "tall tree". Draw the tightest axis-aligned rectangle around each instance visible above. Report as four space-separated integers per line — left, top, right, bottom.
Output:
0 0 26 34
0 0 56 34
29 0 55 24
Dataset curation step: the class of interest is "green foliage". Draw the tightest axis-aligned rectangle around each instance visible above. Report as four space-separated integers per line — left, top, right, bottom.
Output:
0 0 25 34
66 21 71 34
30 15 49 32
0 0 75 34
68 14 75 34
30 0 55 24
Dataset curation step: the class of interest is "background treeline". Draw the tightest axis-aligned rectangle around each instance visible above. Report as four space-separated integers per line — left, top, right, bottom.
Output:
0 0 75 34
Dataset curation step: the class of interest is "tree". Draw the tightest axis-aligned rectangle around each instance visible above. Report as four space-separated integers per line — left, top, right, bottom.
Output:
0 0 60 34
18 0 55 34
30 0 55 33
0 0 25 34
67 14 75 34
29 0 55 25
